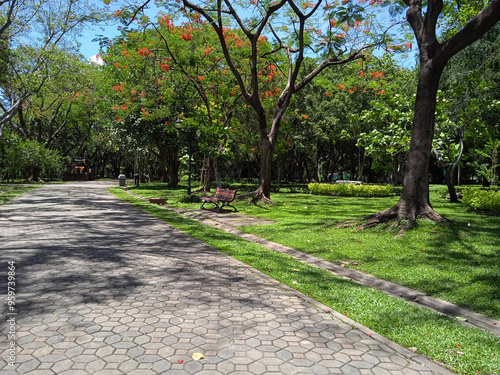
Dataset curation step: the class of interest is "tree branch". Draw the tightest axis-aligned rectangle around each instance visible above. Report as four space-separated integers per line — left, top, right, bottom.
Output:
439 0 500 62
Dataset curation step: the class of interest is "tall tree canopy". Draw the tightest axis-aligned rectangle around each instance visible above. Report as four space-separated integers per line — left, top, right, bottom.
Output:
0 0 102 137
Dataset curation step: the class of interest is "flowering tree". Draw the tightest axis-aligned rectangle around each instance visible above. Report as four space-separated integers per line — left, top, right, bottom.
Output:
177 0 388 202
99 11 260 186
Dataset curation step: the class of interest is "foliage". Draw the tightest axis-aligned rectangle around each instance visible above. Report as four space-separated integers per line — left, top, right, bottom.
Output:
0 134 63 181
462 188 500 212
178 193 201 203
467 138 500 186
309 182 393 196
0 0 103 133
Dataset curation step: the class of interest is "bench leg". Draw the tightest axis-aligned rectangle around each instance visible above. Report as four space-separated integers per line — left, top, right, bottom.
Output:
218 202 237 213
201 201 219 210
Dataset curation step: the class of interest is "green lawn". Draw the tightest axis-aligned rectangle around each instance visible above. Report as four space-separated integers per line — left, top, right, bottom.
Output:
113 184 500 375
0 185 41 205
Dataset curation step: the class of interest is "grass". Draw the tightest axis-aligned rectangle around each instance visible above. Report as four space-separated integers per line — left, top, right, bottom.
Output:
0 185 41 205
113 185 500 375
128 182 500 320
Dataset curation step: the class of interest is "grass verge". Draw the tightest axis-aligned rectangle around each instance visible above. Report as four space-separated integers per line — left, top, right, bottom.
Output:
0 185 41 205
111 186 500 375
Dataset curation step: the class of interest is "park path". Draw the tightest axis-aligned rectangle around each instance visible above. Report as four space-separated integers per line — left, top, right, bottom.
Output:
0 181 452 375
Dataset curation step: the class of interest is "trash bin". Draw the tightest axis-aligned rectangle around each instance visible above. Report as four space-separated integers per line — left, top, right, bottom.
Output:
118 174 126 187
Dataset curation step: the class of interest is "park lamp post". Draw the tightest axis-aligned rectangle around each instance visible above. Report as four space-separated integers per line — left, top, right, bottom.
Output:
175 117 193 195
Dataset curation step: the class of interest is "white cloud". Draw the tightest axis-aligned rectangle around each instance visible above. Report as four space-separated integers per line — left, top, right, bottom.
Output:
88 54 104 66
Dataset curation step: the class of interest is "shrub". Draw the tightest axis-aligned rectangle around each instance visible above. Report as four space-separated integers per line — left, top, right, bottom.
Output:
308 183 393 197
179 194 201 203
462 188 500 212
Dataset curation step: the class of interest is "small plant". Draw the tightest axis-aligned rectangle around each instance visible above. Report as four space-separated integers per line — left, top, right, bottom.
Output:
462 188 500 212
179 194 201 203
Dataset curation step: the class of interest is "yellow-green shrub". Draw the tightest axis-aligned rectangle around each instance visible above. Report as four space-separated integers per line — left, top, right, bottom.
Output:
308 183 393 197
462 189 500 212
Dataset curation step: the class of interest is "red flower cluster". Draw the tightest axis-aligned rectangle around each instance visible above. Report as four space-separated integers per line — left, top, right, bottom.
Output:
137 47 150 57
112 83 125 93
371 71 385 80
180 33 192 41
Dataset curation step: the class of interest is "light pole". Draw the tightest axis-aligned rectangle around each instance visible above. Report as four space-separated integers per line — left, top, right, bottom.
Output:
176 117 193 195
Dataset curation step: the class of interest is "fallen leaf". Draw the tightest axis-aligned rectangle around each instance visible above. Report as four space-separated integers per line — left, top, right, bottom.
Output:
455 316 468 321
408 347 418 352
192 353 204 361
292 269 301 271
178 360 183 364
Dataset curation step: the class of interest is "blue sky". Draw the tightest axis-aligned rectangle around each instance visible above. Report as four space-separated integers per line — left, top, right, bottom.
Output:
79 0 163 59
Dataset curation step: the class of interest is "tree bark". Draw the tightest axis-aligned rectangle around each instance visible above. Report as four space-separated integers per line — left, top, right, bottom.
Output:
165 154 180 187
255 135 274 202
201 155 212 192
27 163 43 183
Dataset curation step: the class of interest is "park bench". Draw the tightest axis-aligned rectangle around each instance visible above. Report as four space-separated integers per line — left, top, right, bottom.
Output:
200 188 237 212
149 197 167 205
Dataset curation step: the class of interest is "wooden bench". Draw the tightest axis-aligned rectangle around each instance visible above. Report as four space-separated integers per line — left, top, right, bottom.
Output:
149 197 167 205
200 188 237 212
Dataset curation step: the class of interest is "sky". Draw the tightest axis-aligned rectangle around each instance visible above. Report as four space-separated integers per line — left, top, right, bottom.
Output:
78 0 163 60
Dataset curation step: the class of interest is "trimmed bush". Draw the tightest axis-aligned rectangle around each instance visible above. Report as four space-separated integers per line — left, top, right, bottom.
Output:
462 188 500 212
179 194 201 203
308 183 393 197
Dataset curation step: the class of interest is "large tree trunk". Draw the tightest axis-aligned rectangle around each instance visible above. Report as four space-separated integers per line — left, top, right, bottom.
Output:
254 136 274 203
200 155 212 192
27 163 44 183
355 62 448 228
165 154 180 187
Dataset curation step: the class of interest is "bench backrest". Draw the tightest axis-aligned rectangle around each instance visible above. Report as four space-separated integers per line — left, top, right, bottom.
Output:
215 188 237 202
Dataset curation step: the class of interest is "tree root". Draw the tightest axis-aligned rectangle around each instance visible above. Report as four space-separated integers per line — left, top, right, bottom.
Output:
26 177 44 183
336 203 450 232
236 190 274 204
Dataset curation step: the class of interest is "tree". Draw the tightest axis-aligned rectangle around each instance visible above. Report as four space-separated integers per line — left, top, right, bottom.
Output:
0 0 103 137
5 48 98 181
439 25 500 190
358 0 500 228
178 0 386 202
0 133 62 182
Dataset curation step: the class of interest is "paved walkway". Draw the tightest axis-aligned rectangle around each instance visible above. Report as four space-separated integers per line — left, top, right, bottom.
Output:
0 182 452 375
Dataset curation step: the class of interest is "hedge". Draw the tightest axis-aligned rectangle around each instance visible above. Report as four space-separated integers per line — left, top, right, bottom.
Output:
308 183 393 197
462 188 500 212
